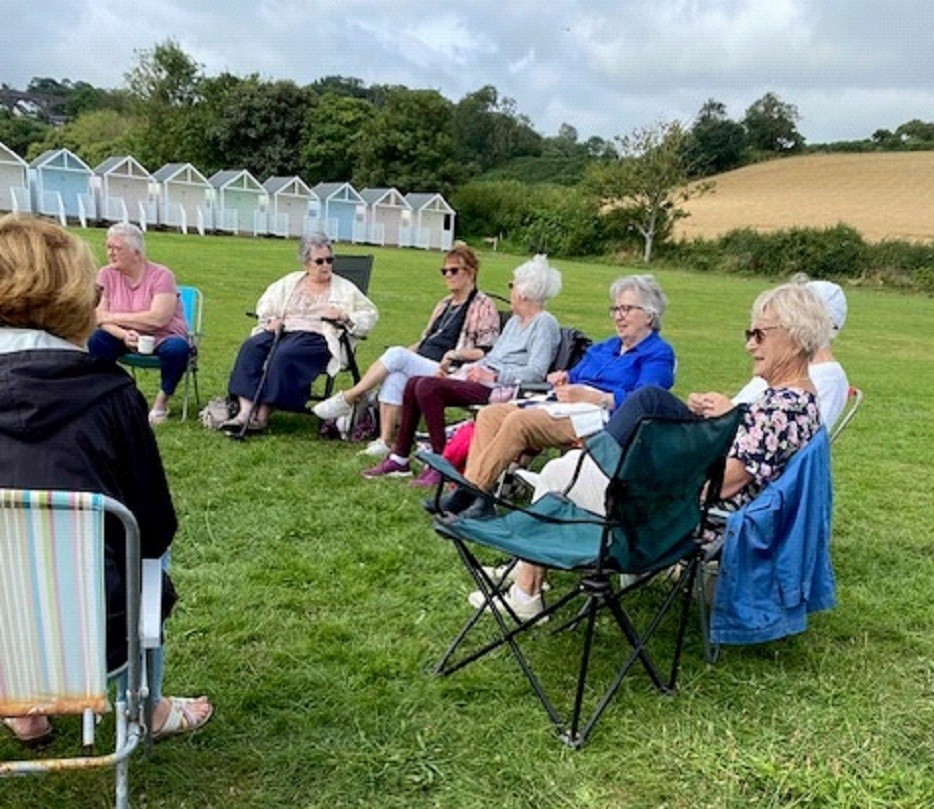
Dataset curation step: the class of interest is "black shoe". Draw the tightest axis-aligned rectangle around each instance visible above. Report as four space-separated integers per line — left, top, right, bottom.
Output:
423 486 478 516
459 495 496 521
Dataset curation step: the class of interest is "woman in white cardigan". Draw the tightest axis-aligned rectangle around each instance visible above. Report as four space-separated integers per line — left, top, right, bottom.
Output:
223 233 378 432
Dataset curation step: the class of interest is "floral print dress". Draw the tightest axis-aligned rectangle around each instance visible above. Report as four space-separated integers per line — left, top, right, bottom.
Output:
720 386 822 513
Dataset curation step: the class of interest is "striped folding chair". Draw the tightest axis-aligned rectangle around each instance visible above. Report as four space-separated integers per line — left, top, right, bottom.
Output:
0 490 146 809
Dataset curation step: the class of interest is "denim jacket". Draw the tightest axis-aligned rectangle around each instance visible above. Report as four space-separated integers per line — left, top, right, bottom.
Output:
711 428 835 645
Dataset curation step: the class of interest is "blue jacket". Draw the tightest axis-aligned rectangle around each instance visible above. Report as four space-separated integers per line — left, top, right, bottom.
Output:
711 428 835 645
569 331 676 408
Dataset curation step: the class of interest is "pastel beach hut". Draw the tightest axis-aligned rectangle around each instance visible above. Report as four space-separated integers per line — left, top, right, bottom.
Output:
311 181 364 242
263 175 316 238
93 155 158 230
208 169 267 235
0 141 30 213
359 187 412 247
153 162 212 235
29 148 95 225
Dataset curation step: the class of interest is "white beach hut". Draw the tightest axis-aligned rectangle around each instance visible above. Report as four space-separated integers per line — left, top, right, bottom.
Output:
404 192 456 250
93 155 158 230
152 162 212 235
0 141 30 214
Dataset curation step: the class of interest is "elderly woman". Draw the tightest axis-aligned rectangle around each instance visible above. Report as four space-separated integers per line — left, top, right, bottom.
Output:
362 254 563 484
222 232 378 433
312 242 500 456
432 274 676 520
484 281 830 620
87 222 190 425
0 214 211 743
720 275 849 429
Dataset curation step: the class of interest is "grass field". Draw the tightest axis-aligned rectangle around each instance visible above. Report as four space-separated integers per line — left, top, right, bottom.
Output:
675 152 934 243
2 229 933 808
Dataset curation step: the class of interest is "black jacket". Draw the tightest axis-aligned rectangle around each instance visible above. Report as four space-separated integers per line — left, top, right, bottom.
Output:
0 346 177 669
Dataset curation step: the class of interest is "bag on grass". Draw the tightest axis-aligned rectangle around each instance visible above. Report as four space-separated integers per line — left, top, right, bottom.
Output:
200 396 239 430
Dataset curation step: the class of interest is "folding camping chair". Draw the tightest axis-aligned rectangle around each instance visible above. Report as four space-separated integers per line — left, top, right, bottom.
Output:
118 285 203 420
0 489 155 809
419 409 741 747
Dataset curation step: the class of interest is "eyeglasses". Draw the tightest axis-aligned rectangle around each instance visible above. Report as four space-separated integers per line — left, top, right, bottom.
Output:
440 266 462 277
744 326 780 343
313 256 334 265
609 304 645 318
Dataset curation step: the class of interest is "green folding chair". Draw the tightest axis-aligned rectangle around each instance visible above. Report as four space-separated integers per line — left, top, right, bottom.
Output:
421 409 741 747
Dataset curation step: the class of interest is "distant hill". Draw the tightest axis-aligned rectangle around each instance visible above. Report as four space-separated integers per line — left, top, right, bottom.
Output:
676 152 934 243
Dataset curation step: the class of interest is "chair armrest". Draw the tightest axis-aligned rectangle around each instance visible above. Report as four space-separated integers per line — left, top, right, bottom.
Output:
140 555 166 650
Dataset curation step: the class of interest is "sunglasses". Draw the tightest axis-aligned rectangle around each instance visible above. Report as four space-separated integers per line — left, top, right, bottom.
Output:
745 326 780 343
313 256 334 266
440 266 462 277
609 304 645 318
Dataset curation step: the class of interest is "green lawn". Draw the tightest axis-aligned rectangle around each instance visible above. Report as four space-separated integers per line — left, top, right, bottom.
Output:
3 229 933 808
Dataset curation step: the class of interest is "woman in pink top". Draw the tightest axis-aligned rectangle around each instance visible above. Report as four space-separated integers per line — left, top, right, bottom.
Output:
88 223 190 424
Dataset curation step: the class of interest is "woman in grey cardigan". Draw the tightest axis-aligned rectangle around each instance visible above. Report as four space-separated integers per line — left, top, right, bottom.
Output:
362 254 562 485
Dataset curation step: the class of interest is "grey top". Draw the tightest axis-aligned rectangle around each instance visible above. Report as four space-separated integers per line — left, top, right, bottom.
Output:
481 311 560 385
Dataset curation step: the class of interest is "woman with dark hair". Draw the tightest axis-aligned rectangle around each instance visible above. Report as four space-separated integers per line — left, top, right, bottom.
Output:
313 242 501 456
0 214 211 743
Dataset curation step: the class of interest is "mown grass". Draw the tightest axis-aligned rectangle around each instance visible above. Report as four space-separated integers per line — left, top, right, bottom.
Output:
2 229 933 808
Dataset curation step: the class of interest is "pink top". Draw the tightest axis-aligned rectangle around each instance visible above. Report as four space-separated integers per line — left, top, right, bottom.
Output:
96 261 187 344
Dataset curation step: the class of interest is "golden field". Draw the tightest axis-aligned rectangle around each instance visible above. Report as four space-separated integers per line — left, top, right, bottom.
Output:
675 152 934 243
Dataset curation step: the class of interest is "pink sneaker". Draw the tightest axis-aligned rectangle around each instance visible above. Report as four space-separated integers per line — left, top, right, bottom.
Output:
361 457 411 479
409 467 443 488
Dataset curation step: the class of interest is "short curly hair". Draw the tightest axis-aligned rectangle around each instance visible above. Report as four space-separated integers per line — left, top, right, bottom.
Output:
0 214 98 344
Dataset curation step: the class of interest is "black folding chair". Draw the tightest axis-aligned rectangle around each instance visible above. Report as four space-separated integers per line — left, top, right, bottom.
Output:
419 409 741 747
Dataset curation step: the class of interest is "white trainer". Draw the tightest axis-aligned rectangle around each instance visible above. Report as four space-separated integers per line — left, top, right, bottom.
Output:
358 438 390 458
467 583 547 622
313 392 353 420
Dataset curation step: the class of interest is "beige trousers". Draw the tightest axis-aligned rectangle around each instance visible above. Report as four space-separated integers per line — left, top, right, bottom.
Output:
464 403 579 491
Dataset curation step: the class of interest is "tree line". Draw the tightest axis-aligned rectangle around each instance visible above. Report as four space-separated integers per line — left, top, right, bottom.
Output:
2 39 932 262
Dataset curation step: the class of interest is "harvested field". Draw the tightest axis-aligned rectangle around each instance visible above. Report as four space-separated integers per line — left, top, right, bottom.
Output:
676 152 934 243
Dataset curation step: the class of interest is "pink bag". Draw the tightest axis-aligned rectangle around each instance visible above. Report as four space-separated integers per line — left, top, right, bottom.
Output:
442 420 476 472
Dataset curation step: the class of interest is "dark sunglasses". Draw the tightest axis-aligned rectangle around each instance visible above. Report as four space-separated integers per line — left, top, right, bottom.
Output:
313 256 335 266
744 326 780 343
440 266 462 277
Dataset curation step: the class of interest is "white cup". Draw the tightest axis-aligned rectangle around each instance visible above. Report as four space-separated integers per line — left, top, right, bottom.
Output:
137 335 155 354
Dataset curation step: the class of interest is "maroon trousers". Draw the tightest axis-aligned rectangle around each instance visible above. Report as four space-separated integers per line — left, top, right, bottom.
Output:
393 376 492 456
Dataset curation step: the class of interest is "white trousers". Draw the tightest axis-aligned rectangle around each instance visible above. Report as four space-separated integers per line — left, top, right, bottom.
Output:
377 346 440 405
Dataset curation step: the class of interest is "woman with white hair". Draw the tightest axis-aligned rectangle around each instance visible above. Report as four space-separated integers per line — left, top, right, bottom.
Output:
87 223 190 425
691 275 849 429
222 232 378 433
362 255 563 484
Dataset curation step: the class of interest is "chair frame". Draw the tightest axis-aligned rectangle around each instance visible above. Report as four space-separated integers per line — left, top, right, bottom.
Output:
421 410 741 747
0 489 150 809
118 285 203 420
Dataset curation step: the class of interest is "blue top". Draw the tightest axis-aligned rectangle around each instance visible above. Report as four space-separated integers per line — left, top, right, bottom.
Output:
711 427 835 646
482 311 560 386
568 331 676 408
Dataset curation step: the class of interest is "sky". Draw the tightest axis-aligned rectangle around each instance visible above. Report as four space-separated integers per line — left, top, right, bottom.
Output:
2 0 932 144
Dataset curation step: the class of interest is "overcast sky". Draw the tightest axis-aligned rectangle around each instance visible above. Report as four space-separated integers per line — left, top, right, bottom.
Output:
2 0 932 143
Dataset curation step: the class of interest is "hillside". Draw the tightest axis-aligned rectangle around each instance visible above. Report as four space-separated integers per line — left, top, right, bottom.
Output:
676 152 934 243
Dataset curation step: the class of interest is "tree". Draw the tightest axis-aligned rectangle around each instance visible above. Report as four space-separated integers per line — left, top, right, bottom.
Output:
355 88 462 192
587 121 710 262
894 119 934 145
685 98 746 176
743 92 804 153
0 109 52 156
300 92 375 183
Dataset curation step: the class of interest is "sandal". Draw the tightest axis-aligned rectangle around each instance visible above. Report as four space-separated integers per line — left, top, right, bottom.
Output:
220 417 247 433
3 716 54 746
151 696 214 742
148 407 170 425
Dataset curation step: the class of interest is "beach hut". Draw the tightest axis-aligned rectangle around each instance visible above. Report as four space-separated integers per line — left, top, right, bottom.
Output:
311 182 364 242
359 187 411 247
404 193 456 251
153 162 212 235
209 169 267 235
263 176 316 238
93 155 158 230
0 141 30 214
29 148 95 225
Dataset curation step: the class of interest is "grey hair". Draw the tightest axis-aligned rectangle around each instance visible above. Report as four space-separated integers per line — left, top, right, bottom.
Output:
299 232 332 263
610 274 667 330
512 254 562 306
751 283 832 358
106 222 144 255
